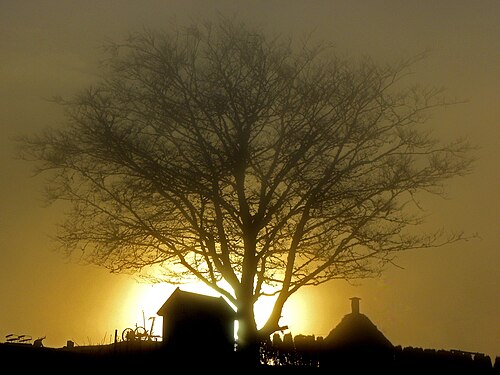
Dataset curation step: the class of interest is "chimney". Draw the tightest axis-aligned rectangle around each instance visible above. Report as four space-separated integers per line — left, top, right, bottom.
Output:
350 297 361 314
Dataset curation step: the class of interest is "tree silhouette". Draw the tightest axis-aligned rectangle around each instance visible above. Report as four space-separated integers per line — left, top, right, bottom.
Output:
19 18 474 356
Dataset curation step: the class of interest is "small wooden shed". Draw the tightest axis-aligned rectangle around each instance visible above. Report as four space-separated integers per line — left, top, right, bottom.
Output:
156 288 236 355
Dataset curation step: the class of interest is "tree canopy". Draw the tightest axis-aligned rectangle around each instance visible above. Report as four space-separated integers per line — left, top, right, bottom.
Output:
20 19 474 347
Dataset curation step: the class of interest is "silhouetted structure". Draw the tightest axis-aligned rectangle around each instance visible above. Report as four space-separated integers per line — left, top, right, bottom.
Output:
1 294 495 373
259 298 495 373
320 297 394 370
156 288 236 361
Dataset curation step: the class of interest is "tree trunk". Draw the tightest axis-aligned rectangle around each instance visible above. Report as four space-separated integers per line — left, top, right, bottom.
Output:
236 291 261 368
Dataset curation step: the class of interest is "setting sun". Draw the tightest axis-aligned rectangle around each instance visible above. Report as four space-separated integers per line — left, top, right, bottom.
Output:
1 2 497 371
120 281 300 340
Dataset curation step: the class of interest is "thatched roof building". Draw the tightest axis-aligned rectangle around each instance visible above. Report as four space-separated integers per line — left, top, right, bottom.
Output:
322 297 394 369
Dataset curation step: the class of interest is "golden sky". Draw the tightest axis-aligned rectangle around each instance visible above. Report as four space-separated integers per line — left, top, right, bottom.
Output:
0 0 498 358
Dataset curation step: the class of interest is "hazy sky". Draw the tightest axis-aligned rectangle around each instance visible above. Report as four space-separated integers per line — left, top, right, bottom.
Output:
0 0 498 358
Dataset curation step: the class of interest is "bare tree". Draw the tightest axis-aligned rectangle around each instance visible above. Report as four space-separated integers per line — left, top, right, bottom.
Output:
19 19 474 353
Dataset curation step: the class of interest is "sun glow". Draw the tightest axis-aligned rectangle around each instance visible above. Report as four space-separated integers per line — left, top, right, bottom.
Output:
122 281 299 340
253 295 276 329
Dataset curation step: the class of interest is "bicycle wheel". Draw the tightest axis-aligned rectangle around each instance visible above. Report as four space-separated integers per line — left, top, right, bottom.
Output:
134 326 148 340
122 328 135 341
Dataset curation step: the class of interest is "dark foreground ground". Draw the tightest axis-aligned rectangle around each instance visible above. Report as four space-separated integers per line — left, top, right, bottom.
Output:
0 341 497 374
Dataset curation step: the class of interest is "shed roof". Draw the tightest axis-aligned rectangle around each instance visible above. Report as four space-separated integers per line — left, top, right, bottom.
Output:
156 287 236 318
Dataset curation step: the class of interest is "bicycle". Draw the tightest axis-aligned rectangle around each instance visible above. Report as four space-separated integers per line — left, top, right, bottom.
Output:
122 312 161 342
